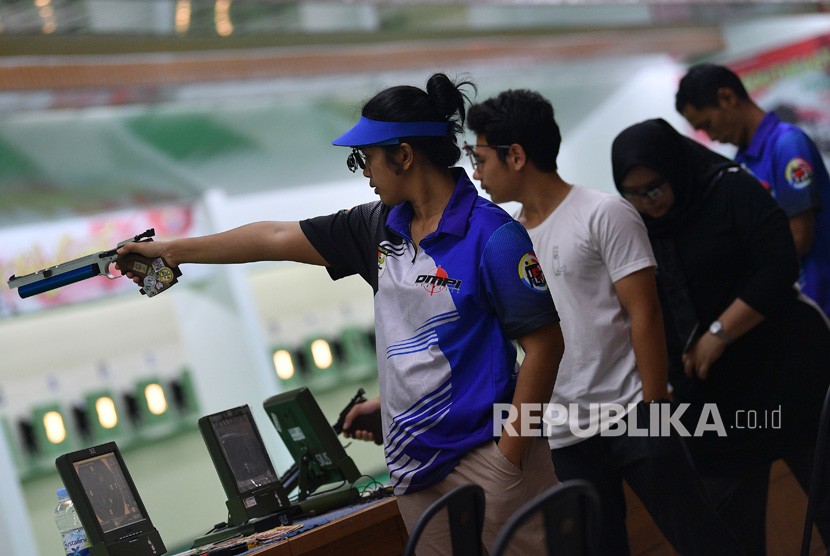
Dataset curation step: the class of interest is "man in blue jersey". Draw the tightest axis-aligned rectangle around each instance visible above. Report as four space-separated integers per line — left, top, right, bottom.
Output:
676 63 830 317
119 74 565 556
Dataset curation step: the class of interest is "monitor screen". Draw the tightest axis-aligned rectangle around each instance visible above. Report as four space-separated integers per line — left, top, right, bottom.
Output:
198 404 288 525
73 452 144 533
208 409 279 495
55 441 164 553
263 387 360 500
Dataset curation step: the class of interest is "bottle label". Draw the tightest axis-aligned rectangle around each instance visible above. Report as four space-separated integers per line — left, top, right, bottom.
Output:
62 528 91 556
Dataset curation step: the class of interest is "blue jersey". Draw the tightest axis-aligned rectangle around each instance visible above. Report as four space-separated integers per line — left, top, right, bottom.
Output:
736 112 830 316
300 169 559 494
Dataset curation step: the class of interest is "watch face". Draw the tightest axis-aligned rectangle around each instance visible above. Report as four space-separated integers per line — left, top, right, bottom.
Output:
708 320 732 343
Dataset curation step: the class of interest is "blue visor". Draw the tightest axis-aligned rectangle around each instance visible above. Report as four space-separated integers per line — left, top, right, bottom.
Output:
332 116 450 148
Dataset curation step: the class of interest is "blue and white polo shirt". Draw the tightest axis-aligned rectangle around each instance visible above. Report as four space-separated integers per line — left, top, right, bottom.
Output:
300 169 559 494
736 111 830 316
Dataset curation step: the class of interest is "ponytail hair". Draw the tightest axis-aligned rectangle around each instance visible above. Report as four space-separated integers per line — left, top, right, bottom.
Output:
362 73 476 168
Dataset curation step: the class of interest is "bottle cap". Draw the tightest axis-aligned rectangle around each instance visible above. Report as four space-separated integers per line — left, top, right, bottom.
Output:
57 487 68 499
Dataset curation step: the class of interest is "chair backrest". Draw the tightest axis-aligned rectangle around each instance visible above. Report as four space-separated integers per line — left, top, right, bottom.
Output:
490 479 601 556
801 383 830 556
402 483 486 556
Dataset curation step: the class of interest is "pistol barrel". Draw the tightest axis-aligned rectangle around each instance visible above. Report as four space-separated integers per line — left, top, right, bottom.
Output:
16 263 100 298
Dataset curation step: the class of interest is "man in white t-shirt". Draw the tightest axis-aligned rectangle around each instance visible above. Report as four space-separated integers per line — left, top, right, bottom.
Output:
467 90 742 555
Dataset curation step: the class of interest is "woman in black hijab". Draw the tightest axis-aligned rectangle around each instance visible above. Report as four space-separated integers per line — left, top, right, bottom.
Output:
611 118 830 555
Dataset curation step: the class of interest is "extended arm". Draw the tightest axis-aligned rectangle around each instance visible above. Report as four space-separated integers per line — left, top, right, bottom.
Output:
116 221 329 271
613 267 669 401
497 321 564 467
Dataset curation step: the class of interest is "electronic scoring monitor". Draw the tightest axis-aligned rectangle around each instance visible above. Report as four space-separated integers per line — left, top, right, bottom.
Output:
55 441 166 556
262 387 361 514
196 404 291 542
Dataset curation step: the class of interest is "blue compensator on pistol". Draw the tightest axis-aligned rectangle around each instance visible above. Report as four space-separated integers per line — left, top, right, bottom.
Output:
7 228 181 299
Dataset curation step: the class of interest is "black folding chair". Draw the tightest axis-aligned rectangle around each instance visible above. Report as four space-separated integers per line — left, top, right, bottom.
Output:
491 479 601 556
402 483 485 556
801 383 830 556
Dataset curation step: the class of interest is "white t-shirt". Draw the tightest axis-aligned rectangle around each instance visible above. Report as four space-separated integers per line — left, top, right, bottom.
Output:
518 186 656 448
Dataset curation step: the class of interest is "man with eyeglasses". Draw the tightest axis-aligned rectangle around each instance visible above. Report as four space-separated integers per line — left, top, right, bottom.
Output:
467 89 743 555
676 63 830 319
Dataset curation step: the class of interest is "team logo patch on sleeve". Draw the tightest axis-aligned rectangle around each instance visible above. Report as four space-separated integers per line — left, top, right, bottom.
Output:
518 253 549 292
785 157 813 189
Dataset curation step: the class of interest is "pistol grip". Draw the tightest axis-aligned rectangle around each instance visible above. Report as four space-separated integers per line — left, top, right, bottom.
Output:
342 403 384 445
116 254 182 297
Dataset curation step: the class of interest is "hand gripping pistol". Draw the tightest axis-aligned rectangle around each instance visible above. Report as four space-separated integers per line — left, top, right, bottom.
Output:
332 387 384 445
7 228 181 299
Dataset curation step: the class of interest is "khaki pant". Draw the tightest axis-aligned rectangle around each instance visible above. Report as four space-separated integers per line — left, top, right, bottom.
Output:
396 438 556 556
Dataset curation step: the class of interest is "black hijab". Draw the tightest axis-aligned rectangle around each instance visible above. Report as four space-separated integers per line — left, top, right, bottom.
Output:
611 118 740 351
610 118 738 238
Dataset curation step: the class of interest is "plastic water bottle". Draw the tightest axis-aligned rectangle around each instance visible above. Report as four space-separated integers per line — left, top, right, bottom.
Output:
54 487 91 556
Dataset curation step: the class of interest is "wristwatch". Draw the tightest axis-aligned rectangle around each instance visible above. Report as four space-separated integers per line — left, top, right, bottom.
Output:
708 320 733 344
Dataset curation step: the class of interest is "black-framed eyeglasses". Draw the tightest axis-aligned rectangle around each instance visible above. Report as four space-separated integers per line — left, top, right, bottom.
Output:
463 143 511 169
347 148 366 173
621 178 667 201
